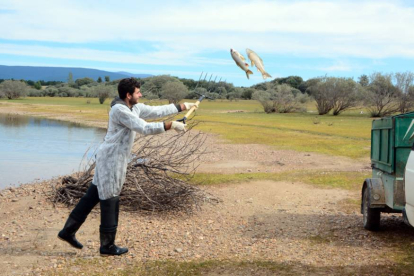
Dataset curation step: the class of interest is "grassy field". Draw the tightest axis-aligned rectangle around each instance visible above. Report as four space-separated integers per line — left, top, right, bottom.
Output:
0 97 372 159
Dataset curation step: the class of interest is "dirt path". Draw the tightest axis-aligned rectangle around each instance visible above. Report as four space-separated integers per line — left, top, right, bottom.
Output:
197 134 370 174
1 134 413 275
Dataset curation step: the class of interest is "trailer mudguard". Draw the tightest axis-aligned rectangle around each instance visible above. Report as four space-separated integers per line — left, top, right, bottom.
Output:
362 178 386 209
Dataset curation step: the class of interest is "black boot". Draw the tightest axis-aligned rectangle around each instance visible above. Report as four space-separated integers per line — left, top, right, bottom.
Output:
99 231 128 256
99 196 128 256
58 216 83 249
58 183 100 250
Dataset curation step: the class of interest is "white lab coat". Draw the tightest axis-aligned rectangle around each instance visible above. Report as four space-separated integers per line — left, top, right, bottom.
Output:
92 99 179 200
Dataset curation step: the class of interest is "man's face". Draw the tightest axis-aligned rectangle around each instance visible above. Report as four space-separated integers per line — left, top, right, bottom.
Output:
128 87 142 106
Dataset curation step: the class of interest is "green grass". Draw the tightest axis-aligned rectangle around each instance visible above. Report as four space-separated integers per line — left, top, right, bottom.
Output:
193 104 372 159
190 170 370 191
46 257 414 276
47 259 300 276
0 97 373 159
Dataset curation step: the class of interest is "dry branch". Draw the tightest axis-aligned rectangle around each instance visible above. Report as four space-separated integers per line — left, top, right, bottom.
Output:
49 123 219 213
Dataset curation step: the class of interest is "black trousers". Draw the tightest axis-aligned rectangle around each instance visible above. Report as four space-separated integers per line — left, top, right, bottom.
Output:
69 183 119 233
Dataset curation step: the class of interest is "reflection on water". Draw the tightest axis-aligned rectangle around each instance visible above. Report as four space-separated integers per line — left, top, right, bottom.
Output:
0 113 106 189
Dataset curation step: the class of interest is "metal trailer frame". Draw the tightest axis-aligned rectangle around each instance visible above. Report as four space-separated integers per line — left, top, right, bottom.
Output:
362 111 414 230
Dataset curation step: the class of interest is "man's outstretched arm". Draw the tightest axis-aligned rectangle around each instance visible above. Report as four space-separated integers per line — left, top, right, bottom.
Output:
136 102 198 120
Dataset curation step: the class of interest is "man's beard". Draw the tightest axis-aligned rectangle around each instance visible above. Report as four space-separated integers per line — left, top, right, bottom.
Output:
130 98 138 106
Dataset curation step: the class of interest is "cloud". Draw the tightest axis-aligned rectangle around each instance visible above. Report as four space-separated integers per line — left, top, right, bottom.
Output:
0 43 231 67
320 60 354 72
0 0 414 63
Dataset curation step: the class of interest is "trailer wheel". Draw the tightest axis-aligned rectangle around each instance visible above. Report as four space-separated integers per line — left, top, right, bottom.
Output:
362 186 380 231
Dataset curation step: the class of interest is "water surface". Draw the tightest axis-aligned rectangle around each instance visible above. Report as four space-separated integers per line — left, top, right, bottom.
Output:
0 114 106 189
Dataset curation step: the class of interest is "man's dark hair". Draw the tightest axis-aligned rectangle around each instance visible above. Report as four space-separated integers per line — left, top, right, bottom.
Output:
118 78 141 99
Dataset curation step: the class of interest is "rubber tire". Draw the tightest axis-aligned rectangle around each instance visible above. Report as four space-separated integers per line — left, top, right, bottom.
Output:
362 186 381 231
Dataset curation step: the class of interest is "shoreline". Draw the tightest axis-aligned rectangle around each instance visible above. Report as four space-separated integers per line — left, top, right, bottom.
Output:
0 102 106 190
0 101 109 129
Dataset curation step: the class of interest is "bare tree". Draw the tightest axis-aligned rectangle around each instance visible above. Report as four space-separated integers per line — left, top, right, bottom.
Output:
395 72 414 113
0 80 28 99
331 78 360 116
307 77 333 115
307 77 360 116
364 73 400 117
93 84 116 104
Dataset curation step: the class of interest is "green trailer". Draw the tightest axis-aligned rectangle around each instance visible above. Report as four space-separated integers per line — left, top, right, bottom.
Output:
362 111 414 230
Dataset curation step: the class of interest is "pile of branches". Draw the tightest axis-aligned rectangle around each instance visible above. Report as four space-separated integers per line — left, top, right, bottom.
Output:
50 123 218 213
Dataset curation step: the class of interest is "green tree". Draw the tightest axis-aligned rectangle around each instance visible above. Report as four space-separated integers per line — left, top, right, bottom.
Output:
358 74 369 87
187 87 207 99
299 78 320 94
141 75 179 99
67 72 75 87
33 81 42 90
75 77 95 87
105 76 110 82
241 88 256 99
97 77 102 83
160 81 188 104
271 76 304 91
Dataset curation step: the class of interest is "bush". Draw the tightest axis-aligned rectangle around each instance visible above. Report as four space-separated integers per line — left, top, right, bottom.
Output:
27 88 45 97
253 84 308 113
57 86 78 97
45 87 59 97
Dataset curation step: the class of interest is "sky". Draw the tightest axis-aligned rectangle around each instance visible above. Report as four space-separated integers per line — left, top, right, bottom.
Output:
0 0 413 87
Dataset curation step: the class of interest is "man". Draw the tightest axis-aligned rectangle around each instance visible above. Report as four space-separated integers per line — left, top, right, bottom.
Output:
58 78 197 256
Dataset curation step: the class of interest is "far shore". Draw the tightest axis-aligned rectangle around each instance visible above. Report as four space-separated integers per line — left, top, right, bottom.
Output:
0 101 109 129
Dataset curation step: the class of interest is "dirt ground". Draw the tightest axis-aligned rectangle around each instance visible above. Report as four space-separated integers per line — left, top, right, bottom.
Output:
1 105 413 275
1 133 414 276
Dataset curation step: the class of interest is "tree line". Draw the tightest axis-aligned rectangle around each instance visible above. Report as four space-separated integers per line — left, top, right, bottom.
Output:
1 72 414 117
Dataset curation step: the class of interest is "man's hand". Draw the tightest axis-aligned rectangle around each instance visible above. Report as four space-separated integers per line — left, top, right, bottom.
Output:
171 121 187 132
183 102 199 110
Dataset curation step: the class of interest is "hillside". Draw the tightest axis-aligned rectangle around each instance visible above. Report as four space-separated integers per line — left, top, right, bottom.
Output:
0 65 152 82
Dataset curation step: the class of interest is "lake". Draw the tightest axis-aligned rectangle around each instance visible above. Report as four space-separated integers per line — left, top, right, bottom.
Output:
0 113 106 189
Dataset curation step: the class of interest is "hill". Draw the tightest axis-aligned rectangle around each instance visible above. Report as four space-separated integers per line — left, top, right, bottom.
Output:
0 65 152 82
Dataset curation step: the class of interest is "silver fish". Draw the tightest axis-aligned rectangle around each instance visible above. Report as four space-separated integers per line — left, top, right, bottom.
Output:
230 48 253 79
246 48 272 80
